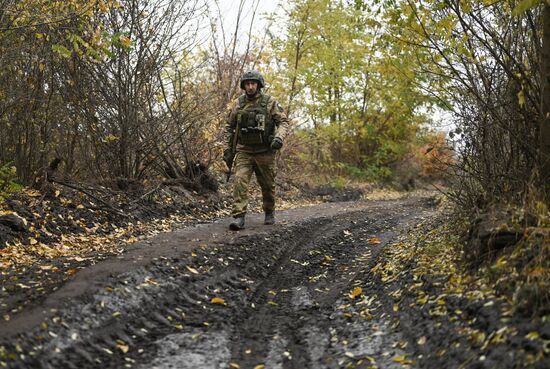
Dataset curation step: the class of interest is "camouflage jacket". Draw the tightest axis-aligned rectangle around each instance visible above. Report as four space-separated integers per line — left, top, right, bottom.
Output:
225 92 290 154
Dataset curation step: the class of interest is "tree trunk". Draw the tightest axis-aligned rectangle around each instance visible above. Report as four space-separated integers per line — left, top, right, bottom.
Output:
541 3 550 186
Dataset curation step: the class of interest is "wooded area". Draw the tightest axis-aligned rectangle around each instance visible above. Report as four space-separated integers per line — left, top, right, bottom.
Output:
1 0 548 206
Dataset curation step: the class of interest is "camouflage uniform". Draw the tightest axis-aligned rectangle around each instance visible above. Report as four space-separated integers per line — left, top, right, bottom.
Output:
225 73 290 220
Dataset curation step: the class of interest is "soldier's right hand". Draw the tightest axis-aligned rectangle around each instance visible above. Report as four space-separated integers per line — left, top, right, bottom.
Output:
223 149 233 166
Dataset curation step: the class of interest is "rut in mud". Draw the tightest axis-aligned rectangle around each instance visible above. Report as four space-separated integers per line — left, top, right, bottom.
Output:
0 197 435 369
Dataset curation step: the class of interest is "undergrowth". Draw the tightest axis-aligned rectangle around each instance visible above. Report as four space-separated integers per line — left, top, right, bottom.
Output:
375 198 550 317
0 163 22 199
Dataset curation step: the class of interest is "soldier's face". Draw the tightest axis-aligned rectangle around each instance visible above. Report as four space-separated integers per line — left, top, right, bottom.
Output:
244 80 259 96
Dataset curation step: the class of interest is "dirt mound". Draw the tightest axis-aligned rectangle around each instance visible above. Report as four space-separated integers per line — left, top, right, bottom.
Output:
305 184 364 202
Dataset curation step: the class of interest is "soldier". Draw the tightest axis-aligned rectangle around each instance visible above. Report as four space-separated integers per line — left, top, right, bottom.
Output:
223 70 290 230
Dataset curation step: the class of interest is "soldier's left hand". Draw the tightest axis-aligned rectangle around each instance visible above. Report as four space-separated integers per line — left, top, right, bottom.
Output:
271 137 283 150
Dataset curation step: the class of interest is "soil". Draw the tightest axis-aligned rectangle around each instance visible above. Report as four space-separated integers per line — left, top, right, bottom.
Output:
0 194 547 368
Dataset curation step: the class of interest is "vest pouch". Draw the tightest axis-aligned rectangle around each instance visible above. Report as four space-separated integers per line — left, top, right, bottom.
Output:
255 114 265 131
239 127 264 146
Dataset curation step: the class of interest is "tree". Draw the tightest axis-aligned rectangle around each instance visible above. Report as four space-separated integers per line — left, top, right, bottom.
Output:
541 2 550 184
266 0 433 179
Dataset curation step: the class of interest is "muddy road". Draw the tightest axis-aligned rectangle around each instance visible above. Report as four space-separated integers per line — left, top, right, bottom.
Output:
0 196 436 369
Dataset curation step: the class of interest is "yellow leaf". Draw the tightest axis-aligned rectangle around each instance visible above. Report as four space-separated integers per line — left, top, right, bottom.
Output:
417 336 427 345
229 364 240 369
517 89 525 108
119 35 132 48
350 287 363 299
393 303 399 312
116 343 129 353
526 331 540 340
55 190 60 197
253 365 265 369
393 355 412 364
417 296 428 305
29 238 38 245
186 265 199 274
211 297 226 305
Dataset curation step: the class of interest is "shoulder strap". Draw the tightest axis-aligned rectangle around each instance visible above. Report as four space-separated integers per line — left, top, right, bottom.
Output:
261 94 271 108
238 95 247 109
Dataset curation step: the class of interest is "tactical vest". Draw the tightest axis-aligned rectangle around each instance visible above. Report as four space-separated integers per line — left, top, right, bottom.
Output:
236 94 274 147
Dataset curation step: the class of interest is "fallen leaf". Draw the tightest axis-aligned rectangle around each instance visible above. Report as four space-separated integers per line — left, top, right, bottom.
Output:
186 265 199 274
526 331 540 340
393 355 412 364
253 365 265 369
367 237 381 245
229 364 240 369
116 343 129 354
417 336 427 345
211 297 226 305
350 287 363 299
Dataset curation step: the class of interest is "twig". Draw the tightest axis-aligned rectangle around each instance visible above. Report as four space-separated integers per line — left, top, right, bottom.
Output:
130 184 163 204
51 179 131 219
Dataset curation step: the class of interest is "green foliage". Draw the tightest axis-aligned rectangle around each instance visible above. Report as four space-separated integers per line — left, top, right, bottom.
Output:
512 0 542 16
337 162 392 181
331 175 347 190
0 163 22 198
265 0 433 182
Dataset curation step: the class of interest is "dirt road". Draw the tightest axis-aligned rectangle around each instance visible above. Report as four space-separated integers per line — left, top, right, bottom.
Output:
0 196 436 368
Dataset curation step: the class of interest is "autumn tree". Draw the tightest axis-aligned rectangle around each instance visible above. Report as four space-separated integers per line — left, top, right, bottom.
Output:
265 0 434 180
383 0 550 206
0 0 116 183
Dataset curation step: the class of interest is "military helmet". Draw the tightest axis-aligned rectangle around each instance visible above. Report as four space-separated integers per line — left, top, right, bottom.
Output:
240 70 265 89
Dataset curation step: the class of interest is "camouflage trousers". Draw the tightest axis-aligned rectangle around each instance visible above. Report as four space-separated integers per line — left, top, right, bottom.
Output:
231 151 276 217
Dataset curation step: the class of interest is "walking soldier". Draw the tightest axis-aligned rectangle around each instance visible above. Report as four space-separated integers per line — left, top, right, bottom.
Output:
223 70 290 230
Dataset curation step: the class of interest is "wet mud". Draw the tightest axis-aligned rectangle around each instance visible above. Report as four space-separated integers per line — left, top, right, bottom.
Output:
0 197 436 368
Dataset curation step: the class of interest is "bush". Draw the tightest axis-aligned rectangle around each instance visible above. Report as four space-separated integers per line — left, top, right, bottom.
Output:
0 163 22 198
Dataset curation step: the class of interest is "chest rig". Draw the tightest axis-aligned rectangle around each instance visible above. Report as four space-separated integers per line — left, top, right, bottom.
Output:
236 94 273 146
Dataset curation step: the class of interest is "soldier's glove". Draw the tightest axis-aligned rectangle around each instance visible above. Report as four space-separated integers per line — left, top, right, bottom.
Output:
270 137 283 150
223 149 234 166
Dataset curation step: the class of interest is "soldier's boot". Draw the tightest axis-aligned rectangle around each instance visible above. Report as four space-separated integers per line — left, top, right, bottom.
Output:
264 211 275 225
229 215 245 231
